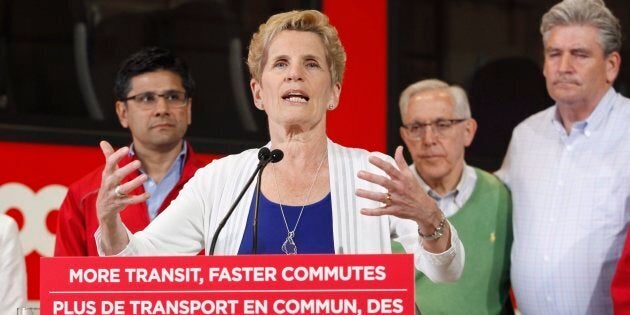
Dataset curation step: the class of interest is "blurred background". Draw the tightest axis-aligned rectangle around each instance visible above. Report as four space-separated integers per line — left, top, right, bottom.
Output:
1 0 629 167
0 0 629 303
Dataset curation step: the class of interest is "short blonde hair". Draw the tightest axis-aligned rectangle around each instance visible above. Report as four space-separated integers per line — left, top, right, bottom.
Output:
247 10 346 85
398 79 471 120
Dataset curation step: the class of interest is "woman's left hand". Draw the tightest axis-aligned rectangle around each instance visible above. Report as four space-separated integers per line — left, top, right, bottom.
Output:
355 146 450 252
355 146 439 220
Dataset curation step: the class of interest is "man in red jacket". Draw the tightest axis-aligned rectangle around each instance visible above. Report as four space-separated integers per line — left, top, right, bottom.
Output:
613 230 630 315
54 47 205 256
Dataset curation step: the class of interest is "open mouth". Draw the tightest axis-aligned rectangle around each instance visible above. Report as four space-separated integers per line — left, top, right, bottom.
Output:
282 90 310 103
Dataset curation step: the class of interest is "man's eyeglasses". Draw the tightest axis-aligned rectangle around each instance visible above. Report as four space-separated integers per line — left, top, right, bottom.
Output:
123 91 189 108
402 119 467 140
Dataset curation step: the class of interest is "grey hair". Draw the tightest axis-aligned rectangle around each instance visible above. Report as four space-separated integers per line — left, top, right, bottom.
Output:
398 79 471 120
541 0 622 55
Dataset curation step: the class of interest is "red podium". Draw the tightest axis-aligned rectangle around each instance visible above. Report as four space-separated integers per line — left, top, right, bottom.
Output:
41 254 415 314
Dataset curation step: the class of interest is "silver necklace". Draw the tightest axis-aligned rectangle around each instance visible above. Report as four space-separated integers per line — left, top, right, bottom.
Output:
272 149 327 255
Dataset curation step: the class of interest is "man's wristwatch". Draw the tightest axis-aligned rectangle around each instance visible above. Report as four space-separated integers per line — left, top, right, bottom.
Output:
418 216 446 241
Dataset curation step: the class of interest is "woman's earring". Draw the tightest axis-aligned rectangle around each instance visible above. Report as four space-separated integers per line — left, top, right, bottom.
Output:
328 104 334 110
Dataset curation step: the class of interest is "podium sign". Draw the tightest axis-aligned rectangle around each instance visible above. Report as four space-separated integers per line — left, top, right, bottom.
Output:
41 254 414 314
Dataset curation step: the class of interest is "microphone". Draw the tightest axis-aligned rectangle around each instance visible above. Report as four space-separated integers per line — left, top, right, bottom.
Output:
258 147 272 162
252 148 283 253
209 147 274 255
270 149 284 163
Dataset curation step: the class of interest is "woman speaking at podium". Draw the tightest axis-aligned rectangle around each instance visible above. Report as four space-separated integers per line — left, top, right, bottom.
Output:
95 9 464 283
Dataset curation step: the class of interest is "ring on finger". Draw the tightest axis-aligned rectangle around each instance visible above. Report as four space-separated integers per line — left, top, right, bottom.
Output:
383 192 393 206
114 185 127 198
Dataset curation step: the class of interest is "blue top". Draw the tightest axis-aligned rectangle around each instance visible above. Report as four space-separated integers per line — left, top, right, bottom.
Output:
238 191 334 255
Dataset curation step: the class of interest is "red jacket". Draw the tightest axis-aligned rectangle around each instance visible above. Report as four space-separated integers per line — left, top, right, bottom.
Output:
613 229 630 315
54 142 205 256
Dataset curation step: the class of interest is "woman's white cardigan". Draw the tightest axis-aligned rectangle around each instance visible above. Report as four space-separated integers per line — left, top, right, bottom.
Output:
97 139 464 283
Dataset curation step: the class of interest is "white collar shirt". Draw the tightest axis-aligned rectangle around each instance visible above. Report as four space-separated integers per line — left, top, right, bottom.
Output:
496 87 630 315
129 142 187 220
411 163 477 218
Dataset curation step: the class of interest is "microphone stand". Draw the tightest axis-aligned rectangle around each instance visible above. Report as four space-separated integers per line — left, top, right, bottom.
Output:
209 148 271 255
252 149 284 254
252 170 264 254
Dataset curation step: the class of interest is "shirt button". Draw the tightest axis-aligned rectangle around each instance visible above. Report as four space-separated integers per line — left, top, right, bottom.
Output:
148 182 155 187
566 145 573 151
549 217 555 223
546 296 552 302
558 180 564 186
544 255 550 262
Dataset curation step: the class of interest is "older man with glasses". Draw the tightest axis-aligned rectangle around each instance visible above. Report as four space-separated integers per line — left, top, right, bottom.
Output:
54 47 206 256
392 79 513 314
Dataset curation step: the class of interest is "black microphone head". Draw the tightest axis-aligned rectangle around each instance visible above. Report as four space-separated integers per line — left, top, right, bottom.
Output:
258 147 271 162
270 149 284 163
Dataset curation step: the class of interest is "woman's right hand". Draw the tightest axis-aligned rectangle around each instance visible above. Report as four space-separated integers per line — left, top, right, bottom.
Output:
96 141 149 224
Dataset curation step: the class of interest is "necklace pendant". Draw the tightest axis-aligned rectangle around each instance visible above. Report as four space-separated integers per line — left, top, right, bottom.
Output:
282 232 297 255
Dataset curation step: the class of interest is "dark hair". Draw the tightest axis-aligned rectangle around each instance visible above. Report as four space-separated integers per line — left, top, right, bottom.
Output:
113 47 195 101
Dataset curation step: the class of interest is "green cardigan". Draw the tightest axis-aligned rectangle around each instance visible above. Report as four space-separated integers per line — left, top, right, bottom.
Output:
393 168 513 315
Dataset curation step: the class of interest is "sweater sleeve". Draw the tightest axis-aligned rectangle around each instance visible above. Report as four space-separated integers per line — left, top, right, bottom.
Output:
392 215 464 283
54 187 88 256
